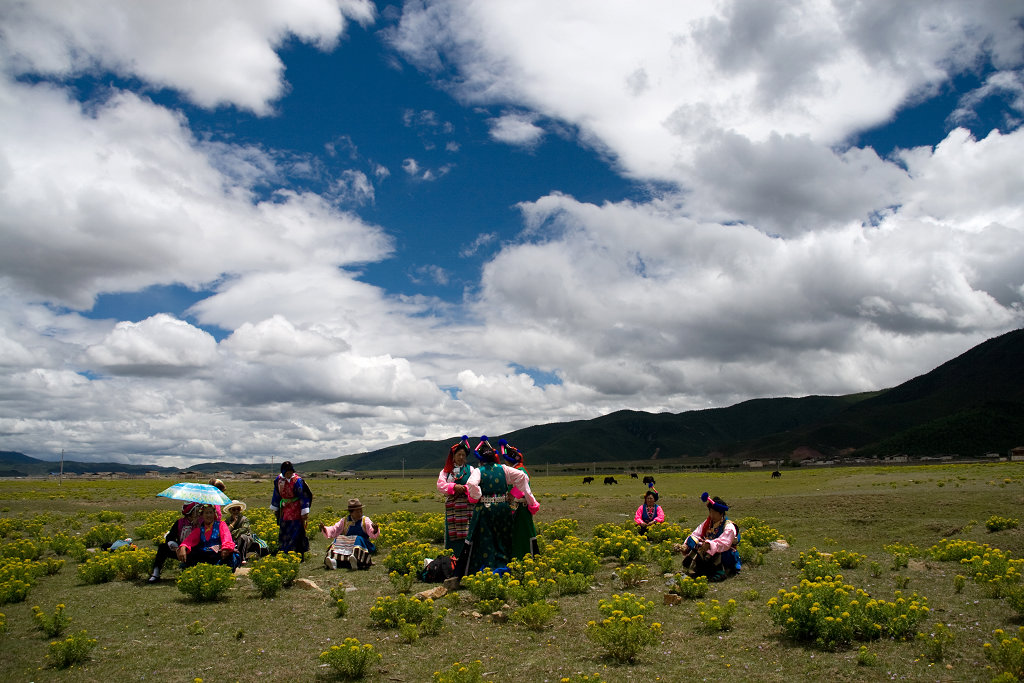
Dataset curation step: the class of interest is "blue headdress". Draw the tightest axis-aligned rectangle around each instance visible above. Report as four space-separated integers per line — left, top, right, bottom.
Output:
474 436 495 462
498 438 524 466
701 491 729 512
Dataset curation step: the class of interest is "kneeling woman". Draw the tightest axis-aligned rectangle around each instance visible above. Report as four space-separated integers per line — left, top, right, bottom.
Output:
176 504 240 570
634 488 665 534
681 492 740 582
319 498 379 569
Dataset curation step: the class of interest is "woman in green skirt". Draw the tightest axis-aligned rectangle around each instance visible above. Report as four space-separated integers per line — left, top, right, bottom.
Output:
457 436 539 576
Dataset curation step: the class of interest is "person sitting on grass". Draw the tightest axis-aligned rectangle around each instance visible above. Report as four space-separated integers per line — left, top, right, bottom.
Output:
634 488 665 535
319 498 379 570
681 492 740 582
176 504 240 571
224 499 257 565
147 501 199 583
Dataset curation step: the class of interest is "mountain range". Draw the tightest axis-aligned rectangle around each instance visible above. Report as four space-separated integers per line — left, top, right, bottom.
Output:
2 328 1022 475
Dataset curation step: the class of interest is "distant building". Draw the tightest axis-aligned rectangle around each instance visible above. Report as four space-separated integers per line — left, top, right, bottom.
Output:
742 460 764 468
1009 446 1024 461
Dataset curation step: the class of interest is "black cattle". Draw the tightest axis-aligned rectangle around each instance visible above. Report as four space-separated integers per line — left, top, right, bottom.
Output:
771 470 782 479
642 475 655 486
583 476 595 484
629 472 639 479
603 476 618 485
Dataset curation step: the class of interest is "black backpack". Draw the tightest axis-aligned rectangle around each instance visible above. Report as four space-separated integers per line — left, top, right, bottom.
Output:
419 555 456 583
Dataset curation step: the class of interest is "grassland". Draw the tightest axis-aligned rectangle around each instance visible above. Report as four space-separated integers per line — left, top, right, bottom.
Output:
0 461 1022 682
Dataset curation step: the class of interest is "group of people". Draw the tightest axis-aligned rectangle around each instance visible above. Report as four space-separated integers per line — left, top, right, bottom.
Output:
147 446 740 585
148 479 262 583
437 436 540 577
631 484 741 582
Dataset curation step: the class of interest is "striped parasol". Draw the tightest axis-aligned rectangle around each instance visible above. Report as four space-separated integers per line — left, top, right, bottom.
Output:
156 482 232 506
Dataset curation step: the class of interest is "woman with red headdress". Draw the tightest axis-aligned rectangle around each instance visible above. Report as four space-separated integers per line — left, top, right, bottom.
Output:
458 436 539 576
681 492 740 582
499 438 539 560
436 435 476 558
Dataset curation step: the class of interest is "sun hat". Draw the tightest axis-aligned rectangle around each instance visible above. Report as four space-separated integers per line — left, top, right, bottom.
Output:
347 498 363 511
224 500 246 514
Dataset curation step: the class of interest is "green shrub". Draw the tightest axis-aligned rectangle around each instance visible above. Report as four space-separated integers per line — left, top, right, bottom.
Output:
506 575 556 605
46 630 97 669
801 557 842 581
555 571 591 596
985 516 1019 532
76 555 116 585
767 578 930 651
32 603 71 637
960 548 1023 598
536 518 578 541
330 582 349 618
590 527 646 564
928 539 989 562
510 600 558 630
585 593 660 663
646 541 676 574
644 523 689 544
695 598 736 632
249 552 300 598
47 533 88 562
856 645 877 666
83 523 126 548
176 563 235 601
541 537 600 576
433 660 486 683
461 570 510 603
616 563 649 588
369 594 447 633
383 541 436 575
411 513 445 543
133 510 179 546
831 549 866 569
110 548 155 581
319 637 381 680
668 573 708 599
0 538 43 560
983 627 1024 680
917 622 955 662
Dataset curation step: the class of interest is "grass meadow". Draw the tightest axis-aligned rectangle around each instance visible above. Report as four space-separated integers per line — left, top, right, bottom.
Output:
0 461 1022 682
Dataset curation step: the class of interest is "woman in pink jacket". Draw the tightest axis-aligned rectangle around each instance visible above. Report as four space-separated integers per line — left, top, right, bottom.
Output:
681 492 740 582
634 489 665 535
319 498 379 569
176 504 239 571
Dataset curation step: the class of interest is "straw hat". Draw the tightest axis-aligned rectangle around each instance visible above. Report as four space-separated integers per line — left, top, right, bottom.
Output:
347 498 363 511
224 499 247 514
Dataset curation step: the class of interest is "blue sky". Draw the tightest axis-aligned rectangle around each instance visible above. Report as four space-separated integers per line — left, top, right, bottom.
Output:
1 1 1023 466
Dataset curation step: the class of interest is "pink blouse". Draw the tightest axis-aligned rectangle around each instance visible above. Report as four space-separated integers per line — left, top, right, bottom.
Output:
465 465 539 513
634 504 665 525
180 521 236 553
321 516 379 540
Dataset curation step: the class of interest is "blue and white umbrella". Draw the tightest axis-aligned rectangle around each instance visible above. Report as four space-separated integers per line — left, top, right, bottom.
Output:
156 482 232 506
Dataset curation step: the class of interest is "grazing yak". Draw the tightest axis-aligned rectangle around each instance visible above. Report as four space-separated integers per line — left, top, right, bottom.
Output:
583 476 595 484
603 476 618 485
771 470 782 478
629 472 639 479
642 475 655 486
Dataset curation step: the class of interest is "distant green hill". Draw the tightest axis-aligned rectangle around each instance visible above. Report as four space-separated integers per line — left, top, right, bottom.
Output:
3 328 1021 473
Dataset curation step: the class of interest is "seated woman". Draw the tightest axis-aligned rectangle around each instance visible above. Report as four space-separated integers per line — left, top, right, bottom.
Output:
224 500 256 564
319 498 379 570
148 502 199 583
634 488 665 534
681 492 740 582
176 504 240 571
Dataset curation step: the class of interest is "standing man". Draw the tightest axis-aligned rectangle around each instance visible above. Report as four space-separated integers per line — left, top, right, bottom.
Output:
270 461 313 560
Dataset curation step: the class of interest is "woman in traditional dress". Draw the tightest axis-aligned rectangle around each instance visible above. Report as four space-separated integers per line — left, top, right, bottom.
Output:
436 436 475 558
176 504 240 570
147 501 199 583
634 488 665 535
270 461 313 559
499 438 539 560
224 500 255 564
458 436 539 576
319 498 379 570
681 492 740 582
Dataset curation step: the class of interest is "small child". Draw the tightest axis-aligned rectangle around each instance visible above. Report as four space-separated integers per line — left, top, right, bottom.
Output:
319 498 380 570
